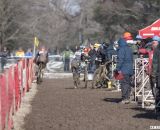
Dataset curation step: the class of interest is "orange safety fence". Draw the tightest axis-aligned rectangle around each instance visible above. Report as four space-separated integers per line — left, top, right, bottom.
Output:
0 58 35 130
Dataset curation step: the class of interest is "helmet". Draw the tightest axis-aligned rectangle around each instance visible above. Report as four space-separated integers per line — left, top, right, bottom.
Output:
152 36 160 42
94 43 101 48
123 32 133 40
136 35 142 40
83 47 90 54
80 45 85 49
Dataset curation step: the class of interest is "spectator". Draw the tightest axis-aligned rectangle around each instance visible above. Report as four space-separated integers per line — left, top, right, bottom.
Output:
63 47 72 72
139 36 159 75
25 48 33 57
115 38 133 104
0 46 10 72
123 32 138 62
88 43 97 73
16 47 25 57
151 36 160 119
138 36 159 101
106 41 118 61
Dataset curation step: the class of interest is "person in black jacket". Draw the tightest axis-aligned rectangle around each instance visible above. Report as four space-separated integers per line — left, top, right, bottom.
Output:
106 41 118 61
88 44 97 73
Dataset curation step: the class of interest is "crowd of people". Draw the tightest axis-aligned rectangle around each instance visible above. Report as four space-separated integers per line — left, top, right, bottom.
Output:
0 47 34 71
71 32 160 119
0 46 50 72
1 32 160 119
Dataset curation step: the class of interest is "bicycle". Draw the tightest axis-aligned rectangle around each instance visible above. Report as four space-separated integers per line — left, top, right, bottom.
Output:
71 58 81 88
37 62 45 84
92 60 112 89
83 59 90 88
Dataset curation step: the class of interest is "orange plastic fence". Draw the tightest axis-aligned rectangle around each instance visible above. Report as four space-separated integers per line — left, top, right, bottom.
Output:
0 58 34 130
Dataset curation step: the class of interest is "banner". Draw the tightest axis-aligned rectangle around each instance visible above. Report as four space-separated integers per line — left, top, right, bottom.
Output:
34 37 39 47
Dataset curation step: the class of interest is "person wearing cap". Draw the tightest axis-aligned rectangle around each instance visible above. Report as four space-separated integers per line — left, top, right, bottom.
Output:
136 35 143 44
115 38 133 104
151 36 160 119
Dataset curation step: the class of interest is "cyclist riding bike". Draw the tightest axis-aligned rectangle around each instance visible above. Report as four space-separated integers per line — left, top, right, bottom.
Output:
34 46 49 67
34 46 49 83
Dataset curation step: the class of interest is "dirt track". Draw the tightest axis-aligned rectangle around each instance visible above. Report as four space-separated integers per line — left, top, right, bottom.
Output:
24 78 160 130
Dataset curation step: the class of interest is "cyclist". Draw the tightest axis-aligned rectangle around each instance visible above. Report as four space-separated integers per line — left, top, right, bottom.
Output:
34 46 49 73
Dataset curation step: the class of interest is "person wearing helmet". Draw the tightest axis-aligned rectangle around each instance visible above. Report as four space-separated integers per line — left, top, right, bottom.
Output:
94 43 106 68
34 46 49 68
94 43 101 49
34 46 49 78
151 36 160 119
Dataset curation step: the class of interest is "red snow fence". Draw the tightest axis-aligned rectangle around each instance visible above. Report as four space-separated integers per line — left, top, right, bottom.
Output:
0 58 35 130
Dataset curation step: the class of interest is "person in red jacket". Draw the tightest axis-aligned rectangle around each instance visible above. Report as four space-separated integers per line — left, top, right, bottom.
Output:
139 36 159 75
139 36 160 98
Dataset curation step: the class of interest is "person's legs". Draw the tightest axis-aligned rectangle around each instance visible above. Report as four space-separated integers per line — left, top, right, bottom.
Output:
64 59 70 72
150 76 156 98
68 60 70 71
155 87 160 112
1 59 6 72
0 62 3 73
120 74 131 101
66 61 69 71
64 60 67 72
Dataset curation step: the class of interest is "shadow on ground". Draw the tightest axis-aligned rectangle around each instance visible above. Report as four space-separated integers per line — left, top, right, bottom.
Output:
103 98 122 103
131 107 157 120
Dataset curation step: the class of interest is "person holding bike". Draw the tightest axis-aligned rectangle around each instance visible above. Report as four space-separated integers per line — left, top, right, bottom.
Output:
91 43 108 89
94 43 106 68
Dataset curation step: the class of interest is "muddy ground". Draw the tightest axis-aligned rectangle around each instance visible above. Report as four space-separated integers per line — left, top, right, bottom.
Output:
23 78 160 130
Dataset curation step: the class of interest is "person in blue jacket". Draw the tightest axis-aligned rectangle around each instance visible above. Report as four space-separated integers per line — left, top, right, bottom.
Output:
115 38 133 104
106 41 118 61
25 48 33 57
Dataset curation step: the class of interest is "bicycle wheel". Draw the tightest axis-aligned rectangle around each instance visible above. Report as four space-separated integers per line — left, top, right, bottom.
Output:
72 68 80 88
84 66 88 88
91 68 100 89
37 63 43 84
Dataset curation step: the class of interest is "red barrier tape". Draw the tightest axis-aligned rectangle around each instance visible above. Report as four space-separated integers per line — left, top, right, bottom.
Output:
0 58 34 130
